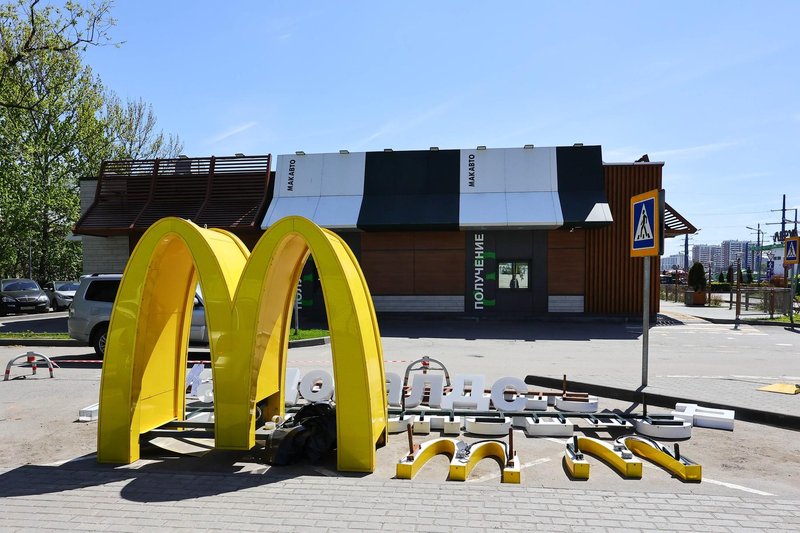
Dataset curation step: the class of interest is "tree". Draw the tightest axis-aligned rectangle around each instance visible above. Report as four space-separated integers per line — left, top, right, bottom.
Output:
103 93 183 160
688 262 706 292
727 265 734 284
1 1 180 281
1 0 115 111
717 272 724 283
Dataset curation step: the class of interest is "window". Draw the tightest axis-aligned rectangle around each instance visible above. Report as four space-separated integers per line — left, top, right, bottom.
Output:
498 260 529 290
85 280 121 302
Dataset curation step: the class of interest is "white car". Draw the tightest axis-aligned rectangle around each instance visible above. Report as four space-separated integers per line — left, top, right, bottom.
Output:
68 274 208 355
43 280 80 311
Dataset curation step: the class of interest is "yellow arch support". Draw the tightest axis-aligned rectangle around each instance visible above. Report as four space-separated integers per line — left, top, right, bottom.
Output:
396 438 520 483
396 438 459 480
623 437 702 482
97 216 387 472
564 436 642 480
450 441 520 484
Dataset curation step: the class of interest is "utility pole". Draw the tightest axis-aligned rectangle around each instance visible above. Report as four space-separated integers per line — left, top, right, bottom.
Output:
684 233 689 271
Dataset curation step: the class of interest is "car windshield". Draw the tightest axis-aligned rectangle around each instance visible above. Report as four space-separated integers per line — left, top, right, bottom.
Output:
55 281 80 291
2 279 39 291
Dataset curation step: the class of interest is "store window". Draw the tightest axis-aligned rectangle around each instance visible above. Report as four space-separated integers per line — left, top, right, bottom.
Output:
498 260 530 290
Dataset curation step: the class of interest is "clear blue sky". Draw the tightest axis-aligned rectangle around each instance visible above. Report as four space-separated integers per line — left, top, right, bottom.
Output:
85 1 800 256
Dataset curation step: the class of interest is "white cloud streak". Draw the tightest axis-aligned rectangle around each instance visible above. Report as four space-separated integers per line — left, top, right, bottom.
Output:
205 121 258 145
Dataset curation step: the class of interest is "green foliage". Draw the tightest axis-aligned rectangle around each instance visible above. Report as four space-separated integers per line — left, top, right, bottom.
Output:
688 262 706 292
288 329 329 341
1 1 181 280
710 282 731 293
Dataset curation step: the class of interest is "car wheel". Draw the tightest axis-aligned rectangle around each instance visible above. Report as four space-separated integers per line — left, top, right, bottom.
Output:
92 324 109 356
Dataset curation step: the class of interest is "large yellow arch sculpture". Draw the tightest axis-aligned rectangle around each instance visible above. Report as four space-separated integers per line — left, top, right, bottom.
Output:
97 216 387 472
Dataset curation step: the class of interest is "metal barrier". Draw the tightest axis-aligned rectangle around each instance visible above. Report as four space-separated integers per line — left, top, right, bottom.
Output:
4 351 55 381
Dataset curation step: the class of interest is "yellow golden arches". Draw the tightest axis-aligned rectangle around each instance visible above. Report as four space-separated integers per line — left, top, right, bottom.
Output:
97 216 387 472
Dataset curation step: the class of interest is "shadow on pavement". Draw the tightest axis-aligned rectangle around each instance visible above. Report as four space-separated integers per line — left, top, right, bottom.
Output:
0 447 361 502
376 318 647 341
0 316 67 333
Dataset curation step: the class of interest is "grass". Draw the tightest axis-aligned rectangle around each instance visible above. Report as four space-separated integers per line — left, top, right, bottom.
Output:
289 328 328 340
0 331 71 339
746 315 797 324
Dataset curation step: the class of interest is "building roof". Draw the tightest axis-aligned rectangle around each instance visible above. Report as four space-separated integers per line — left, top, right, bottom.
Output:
73 155 272 236
664 202 697 237
262 145 613 231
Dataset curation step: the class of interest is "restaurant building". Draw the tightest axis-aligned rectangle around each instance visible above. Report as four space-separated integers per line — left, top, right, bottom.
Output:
74 145 695 319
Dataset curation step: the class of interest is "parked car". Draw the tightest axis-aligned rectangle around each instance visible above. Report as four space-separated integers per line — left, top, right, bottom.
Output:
68 273 208 356
42 280 80 311
0 278 50 316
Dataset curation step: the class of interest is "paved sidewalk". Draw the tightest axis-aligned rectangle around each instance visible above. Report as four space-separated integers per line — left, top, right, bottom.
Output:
1 463 798 532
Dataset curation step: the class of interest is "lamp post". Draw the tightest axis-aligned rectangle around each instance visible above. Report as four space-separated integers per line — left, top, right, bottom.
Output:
746 225 764 281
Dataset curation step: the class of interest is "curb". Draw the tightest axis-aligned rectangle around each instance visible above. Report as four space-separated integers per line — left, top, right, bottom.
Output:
695 317 798 327
524 374 800 432
0 337 331 349
0 339 82 347
288 336 330 348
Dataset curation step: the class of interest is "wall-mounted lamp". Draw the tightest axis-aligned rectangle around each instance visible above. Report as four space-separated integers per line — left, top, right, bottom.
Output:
178 154 188 159
339 149 349 154
573 143 584 147
384 148 393 152
476 145 487 150
234 153 245 157
295 151 305 156
430 146 439 151
523 144 534 149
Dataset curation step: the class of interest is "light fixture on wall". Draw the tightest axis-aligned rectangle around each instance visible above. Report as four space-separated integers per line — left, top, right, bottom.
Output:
523 144 534 149
430 146 439 151
573 143 584 147
295 151 305 156
339 149 349 154
476 145 486 150
234 153 245 157
384 148 393 152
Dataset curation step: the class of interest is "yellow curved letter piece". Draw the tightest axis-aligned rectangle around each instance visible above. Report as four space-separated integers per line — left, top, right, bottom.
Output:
564 437 642 480
450 441 520 484
396 438 458 480
97 216 387 473
623 437 702 482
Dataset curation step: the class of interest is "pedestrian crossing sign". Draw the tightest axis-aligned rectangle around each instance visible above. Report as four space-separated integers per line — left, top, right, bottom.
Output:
785 237 799 265
630 189 663 257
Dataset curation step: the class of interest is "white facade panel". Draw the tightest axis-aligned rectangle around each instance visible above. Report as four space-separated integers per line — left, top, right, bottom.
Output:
274 154 323 198
505 147 557 192
459 149 505 193
585 202 613 223
320 152 366 196
506 192 563 227
262 196 320 228
313 196 362 229
459 193 508 228
373 295 464 313
548 295 585 313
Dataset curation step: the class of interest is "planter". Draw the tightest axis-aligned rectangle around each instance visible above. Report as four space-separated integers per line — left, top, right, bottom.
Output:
684 290 707 306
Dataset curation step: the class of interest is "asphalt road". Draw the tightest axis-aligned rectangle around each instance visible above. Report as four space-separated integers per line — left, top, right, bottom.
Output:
0 311 68 333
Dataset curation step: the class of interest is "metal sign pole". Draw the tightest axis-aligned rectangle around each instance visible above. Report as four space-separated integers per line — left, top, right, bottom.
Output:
791 264 797 327
642 256 650 387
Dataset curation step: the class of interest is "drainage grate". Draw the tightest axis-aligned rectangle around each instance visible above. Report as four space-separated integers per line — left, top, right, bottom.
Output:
655 314 685 326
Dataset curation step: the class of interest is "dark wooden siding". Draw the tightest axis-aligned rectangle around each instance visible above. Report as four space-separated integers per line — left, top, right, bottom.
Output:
585 164 663 315
361 232 464 295
548 229 586 295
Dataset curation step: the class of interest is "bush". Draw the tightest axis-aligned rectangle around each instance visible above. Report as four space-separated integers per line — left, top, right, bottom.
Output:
688 262 707 292
710 282 731 293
